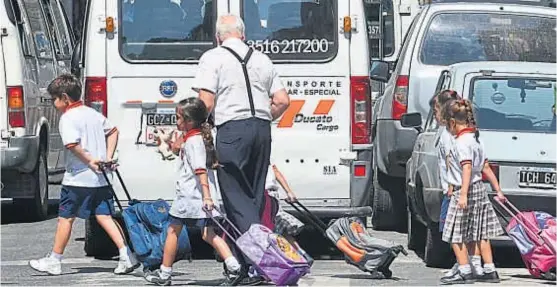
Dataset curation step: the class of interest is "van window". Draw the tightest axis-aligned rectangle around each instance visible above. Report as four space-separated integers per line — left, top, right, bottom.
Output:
242 0 337 62
119 0 215 62
472 77 556 134
421 13 556 65
48 0 72 57
39 0 63 55
22 0 53 59
364 0 395 58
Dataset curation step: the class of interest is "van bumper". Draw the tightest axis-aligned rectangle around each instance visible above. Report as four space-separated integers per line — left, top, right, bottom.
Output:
1 136 39 172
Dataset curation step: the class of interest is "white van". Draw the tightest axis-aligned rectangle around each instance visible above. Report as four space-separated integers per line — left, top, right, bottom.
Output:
1 0 75 221
76 0 418 255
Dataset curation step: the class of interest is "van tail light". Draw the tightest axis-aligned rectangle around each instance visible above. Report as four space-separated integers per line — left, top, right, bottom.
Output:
482 162 499 182
351 76 371 145
392 75 408 120
84 77 107 117
7 86 25 127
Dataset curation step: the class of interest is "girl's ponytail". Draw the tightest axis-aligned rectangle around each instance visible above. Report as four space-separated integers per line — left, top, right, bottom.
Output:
463 100 480 142
200 121 219 169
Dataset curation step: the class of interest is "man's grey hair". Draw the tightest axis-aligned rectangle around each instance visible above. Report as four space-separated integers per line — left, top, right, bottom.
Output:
215 14 245 40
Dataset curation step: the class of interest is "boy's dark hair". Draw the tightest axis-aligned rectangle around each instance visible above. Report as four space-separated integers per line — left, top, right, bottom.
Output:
47 74 82 102
176 97 218 169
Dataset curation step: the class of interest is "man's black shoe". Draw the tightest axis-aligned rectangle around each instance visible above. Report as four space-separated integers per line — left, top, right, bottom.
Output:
476 271 500 283
440 271 475 285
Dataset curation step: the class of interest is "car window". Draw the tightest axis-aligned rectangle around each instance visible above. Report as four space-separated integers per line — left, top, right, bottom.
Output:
39 0 63 56
9 0 35 56
472 77 556 134
364 0 395 58
242 0 337 62
425 108 439 132
47 0 72 57
120 0 216 62
421 13 556 65
22 0 54 59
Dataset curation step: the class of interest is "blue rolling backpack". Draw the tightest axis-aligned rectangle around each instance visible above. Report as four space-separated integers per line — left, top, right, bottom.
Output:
100 164 192 271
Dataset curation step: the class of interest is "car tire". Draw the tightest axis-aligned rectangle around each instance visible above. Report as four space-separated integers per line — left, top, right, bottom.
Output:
424 223 454 268
14 147 49 221
407 206 426 251
371 168 407 231
84 218 119 258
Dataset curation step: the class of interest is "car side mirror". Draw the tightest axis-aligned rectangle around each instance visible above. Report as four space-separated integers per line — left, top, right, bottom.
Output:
401 112 423 132
70 42 82 78
369 60 390 83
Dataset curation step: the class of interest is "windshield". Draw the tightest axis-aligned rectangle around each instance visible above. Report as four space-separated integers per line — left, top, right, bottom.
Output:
472 77 556 134
242 0 337 62
421 13 556 65
119 0 215 62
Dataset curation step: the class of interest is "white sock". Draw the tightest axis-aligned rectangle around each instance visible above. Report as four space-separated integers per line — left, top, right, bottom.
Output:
160 265 172 279
49 251 63 262
458 264 472 275
471 255 483 275
484 263 496 273
224 256 241 272
118 247 129 260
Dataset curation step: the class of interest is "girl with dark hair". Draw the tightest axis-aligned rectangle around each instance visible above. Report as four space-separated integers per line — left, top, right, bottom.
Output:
440 99 506 285
144 97 240 286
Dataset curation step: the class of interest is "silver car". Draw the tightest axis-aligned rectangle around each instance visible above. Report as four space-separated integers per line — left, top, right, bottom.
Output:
403 61 556 268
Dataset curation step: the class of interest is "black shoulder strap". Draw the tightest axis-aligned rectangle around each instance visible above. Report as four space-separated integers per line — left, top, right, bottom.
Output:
221 46 255 116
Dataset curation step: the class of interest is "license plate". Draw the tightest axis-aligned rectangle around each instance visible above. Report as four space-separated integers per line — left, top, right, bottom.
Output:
145 113 177 146
146 113 176 126
518 167 556 189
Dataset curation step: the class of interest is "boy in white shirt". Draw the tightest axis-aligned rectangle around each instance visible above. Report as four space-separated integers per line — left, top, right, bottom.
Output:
29 75 138 276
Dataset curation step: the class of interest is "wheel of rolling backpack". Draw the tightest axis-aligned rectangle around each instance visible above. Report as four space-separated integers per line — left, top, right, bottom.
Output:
84 214 129 259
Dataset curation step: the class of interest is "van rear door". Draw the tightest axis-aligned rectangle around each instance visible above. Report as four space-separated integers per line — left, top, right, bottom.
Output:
101 0 225 201
232 0 351 205
0 37 7 147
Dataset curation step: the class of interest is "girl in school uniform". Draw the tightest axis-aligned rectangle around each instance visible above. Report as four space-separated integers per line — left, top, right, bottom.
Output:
144 97 241 286
440 99 506 285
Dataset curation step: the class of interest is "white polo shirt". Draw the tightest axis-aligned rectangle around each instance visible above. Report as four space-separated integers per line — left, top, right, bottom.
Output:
437 126 455 194
446 129 487 187
193 38 285 126
170 130 219 219
59 102 116 187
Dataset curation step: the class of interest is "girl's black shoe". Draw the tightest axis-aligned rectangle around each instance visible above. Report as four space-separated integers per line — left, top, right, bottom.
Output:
440 271 475 285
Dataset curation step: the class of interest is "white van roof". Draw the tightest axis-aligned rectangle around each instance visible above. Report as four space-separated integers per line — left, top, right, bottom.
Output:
448 61 557 76
420 0 556 8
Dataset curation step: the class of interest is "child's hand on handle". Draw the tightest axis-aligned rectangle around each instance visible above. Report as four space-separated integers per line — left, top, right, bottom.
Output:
203 197 214 211
285 193 298 203
496 191 507 203
458 194 468 209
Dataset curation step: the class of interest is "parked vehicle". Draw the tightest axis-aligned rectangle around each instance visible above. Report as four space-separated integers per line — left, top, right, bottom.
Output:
403 61 556 267
1 0 75 220
76 0 416 256
368 0 556 231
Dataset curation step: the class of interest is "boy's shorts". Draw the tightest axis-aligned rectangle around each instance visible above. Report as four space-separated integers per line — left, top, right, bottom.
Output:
169 215 214 229
59 185 115 219
439 194 451 232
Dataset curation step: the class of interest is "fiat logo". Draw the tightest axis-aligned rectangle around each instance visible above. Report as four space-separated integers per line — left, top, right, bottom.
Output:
159 80 177 98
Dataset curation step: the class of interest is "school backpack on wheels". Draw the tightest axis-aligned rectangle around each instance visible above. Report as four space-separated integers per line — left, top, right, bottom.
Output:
288 201 407 279
495 198 556 281
99 165 192 271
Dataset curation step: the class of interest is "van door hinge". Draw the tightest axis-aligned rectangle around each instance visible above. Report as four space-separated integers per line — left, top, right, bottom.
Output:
1 28 8 37
339 150 358 166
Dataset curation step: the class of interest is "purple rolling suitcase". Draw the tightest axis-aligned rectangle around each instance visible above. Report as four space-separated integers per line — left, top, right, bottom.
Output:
209 209 311 286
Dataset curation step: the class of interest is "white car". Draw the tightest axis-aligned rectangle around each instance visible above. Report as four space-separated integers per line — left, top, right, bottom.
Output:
403 61 556 267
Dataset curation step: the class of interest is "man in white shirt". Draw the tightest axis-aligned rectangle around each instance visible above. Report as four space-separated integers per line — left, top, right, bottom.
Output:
194 14 290 285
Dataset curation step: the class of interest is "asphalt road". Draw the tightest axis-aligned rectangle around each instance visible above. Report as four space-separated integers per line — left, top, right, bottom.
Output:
1 185 554 286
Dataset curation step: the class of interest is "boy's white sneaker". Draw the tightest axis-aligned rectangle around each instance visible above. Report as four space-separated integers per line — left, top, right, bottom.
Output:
114 252 140 275
29 256 62 275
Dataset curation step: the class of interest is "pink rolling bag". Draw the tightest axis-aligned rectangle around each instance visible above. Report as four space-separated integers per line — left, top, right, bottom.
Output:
495 198 556 280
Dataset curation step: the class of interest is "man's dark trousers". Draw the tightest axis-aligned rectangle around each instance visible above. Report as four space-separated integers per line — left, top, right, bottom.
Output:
216 117 271 265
